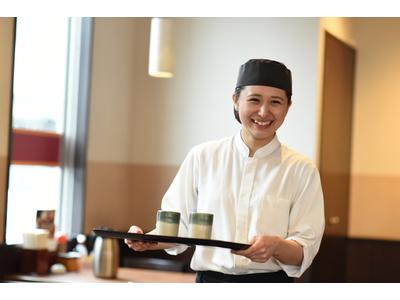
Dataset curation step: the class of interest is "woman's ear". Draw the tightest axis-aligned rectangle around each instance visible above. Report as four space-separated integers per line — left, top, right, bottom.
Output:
232 93 238 110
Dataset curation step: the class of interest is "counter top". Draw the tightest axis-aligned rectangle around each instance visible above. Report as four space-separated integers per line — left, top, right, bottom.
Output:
3 260 196 283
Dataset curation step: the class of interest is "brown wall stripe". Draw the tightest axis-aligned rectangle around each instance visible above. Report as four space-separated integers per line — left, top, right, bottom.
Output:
84 161 179 234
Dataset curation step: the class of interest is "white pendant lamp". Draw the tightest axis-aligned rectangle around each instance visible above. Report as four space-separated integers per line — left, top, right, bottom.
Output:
148 17 174 78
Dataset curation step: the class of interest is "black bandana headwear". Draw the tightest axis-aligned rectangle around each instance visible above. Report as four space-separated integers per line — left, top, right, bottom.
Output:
236 59 292 97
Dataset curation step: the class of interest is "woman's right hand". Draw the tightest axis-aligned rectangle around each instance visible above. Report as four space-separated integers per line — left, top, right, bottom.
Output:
124 225 159 251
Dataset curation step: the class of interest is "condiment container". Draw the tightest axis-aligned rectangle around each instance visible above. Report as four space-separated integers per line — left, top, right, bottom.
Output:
188 212 213 239
22 229 49 250
57 251 81 272
156 210 180 236
93 235 119 278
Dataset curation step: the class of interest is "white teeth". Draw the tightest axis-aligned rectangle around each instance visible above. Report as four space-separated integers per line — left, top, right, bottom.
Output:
254 120 272 126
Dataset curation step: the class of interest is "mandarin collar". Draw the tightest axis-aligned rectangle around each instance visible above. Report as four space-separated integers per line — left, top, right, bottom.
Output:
234 130 281 158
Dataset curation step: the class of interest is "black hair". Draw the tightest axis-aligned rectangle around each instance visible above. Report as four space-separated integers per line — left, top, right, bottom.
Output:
233 87 244 123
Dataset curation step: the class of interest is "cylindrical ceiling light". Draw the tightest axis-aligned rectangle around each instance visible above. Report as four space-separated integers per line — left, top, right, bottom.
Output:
148 17 174 78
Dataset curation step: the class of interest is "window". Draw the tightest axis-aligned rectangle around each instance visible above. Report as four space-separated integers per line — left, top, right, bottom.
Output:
5 17 92 244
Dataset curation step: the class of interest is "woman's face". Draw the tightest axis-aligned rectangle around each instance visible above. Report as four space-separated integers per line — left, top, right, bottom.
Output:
233 85 291 146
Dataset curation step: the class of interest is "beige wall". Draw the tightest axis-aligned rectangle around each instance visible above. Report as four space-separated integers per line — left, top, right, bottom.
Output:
0 18 15 243
318 18 400 240
348 18 400 240
351 18 400 176
84 17 321 233
85 18 171 232
87 18 144 164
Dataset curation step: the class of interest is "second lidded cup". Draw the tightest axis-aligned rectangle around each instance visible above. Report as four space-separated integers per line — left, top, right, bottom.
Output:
188 212 214 239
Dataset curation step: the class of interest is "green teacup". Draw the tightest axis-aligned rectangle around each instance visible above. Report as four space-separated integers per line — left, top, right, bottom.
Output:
156 210 180 236
188 212 213 239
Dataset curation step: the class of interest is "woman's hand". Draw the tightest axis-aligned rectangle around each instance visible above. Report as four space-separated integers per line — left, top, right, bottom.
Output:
231 235 282 263
232 235 303 266
124 225 159 252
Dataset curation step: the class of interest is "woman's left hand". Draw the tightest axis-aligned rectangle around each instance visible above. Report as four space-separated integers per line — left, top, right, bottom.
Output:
231 235 283 263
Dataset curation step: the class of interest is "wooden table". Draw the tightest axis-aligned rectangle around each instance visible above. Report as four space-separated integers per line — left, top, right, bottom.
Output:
3 260 196 283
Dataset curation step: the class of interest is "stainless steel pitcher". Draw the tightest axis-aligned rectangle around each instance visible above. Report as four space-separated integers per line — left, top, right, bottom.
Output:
92 235 119 278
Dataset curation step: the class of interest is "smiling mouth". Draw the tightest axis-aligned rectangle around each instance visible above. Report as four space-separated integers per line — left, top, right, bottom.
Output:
252 119 273 126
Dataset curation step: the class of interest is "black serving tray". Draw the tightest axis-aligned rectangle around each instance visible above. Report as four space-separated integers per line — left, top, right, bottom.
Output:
93 228 250 251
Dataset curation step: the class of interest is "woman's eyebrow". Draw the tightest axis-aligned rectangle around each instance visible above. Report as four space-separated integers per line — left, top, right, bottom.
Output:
246 93 263 97
270 96 285 101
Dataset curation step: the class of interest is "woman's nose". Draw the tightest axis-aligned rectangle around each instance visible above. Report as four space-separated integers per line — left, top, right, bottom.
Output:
258 103 270 117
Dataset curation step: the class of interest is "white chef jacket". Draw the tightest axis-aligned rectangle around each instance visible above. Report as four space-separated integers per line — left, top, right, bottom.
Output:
161 132 325 278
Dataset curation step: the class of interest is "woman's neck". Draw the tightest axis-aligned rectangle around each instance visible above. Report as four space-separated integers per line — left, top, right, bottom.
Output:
240 130 275 157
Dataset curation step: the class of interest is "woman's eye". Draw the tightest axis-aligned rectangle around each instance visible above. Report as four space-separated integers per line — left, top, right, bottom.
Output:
271 100 282 105
248 98 260 102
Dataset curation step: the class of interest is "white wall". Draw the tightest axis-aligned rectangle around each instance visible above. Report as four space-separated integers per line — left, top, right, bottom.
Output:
88 18 320 166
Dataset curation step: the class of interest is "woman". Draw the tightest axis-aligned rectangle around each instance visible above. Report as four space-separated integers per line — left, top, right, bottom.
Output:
125 59 325 283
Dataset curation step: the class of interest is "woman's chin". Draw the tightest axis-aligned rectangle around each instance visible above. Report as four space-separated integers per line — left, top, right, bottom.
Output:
251 132 275 143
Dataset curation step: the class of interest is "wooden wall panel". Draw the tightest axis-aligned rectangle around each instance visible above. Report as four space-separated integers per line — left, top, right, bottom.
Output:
84 162 178 234
319 31 356 237
347 238 400 282
0 157 7 243
312 31 356 283
311 236 400 282
0 18 15 244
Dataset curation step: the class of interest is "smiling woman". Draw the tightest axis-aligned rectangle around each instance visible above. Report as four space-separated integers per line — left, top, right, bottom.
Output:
124 58 325 283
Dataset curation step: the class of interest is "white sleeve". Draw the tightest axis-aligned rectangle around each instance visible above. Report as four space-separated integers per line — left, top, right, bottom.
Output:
277 166 325 277
161 147 199 255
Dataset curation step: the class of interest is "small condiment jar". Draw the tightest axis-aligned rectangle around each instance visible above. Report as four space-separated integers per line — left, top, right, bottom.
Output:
156 210 181 236
188 212 214 239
